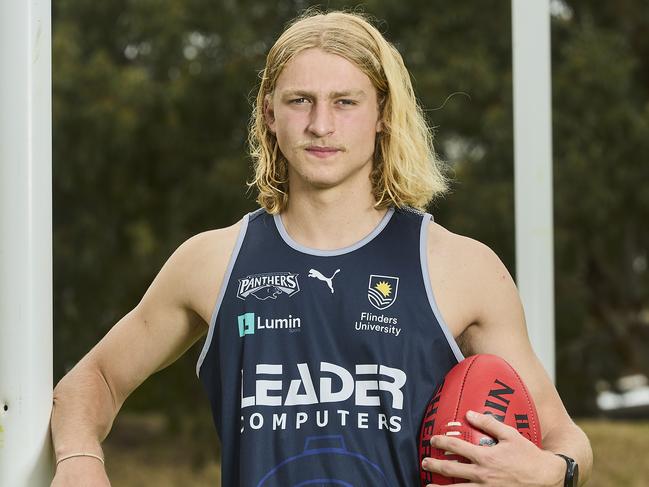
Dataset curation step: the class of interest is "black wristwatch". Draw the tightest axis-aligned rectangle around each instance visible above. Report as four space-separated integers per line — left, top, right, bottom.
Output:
556 454 579 487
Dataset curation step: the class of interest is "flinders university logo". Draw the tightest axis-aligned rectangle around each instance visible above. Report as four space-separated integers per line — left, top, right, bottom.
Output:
237 272 300 301
367 274 399 310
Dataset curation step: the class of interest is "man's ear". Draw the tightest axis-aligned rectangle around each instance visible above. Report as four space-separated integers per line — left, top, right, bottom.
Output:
375 119 383 133
263 94 276 134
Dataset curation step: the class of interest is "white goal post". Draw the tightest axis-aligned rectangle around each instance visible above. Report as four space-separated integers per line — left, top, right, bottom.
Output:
0 0 54 485
512 0 555 381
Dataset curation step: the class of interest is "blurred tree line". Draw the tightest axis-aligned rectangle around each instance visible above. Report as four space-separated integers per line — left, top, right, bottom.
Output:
52 0 649 436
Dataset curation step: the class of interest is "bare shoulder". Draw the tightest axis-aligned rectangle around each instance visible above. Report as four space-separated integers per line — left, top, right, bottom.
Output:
426 220 505 273
174 220 243 274
166 219 244 325
425 220 514 343
426 219 536 382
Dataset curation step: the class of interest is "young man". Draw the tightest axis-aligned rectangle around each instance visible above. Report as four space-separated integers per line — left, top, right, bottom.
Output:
51 10 592 487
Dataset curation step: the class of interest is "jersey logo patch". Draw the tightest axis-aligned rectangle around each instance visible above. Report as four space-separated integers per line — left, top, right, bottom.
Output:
367 275 399 310
308 268 341 293
237 312 302 337
237 272 300 300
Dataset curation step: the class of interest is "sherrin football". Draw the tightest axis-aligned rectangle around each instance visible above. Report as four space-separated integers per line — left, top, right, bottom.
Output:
418 354 542 486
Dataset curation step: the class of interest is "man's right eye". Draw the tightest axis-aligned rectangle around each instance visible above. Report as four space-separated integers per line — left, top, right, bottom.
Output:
290 98 309 104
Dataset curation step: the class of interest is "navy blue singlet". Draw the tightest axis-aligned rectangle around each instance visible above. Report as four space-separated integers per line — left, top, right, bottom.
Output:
196 206 464 486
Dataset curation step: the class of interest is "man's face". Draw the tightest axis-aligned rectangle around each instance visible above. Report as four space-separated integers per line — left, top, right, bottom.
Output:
264 48 382 192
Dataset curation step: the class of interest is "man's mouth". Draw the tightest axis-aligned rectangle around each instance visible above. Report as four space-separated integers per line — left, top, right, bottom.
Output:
305 146 341 158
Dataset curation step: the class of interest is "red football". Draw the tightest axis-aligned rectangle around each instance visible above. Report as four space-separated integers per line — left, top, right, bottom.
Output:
418 354 542 486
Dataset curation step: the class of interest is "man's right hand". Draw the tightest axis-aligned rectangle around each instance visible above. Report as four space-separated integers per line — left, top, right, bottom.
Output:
51 457 111 487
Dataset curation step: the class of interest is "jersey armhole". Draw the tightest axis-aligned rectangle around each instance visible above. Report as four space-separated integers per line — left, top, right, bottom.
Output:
195 211 254 377
420 214 465 363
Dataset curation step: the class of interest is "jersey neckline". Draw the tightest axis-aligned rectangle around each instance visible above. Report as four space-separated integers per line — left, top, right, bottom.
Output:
273 207 395 257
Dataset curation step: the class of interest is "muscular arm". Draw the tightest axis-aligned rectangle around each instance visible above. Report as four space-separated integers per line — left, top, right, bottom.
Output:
51 223 240 479
427 225 593 485
460 238 592 484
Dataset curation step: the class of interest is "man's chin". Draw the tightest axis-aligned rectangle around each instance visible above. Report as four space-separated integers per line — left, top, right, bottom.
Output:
289 164 372 192
290 169 342 190
303 178 341 190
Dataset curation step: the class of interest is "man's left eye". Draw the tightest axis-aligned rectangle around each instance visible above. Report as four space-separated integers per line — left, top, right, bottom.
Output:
337 99 356 105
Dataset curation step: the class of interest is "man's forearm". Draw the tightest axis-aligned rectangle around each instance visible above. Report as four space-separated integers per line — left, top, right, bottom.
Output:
542 420 593 486
51 361 120 461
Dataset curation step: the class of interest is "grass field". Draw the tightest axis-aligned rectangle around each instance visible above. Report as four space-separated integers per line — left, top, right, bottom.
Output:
102 414 649 486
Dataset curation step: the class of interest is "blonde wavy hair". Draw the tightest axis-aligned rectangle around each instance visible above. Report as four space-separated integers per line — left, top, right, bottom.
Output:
247 8 448 213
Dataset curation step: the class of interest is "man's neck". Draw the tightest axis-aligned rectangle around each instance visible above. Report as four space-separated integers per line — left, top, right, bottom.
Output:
280 186 388 251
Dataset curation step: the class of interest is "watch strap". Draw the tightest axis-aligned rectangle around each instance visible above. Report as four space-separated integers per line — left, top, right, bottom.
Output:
555 453 578 487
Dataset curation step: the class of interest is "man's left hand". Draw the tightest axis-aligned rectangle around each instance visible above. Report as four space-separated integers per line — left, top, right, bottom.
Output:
421 410 566 487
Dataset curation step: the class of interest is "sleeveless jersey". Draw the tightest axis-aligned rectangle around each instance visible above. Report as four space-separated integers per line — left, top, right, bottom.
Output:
196 206 464 486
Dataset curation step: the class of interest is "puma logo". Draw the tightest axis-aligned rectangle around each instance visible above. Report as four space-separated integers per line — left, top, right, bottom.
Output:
308 268 341 294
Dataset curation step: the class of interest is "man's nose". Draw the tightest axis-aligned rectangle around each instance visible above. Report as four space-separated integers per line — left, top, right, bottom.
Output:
307 102 335 137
